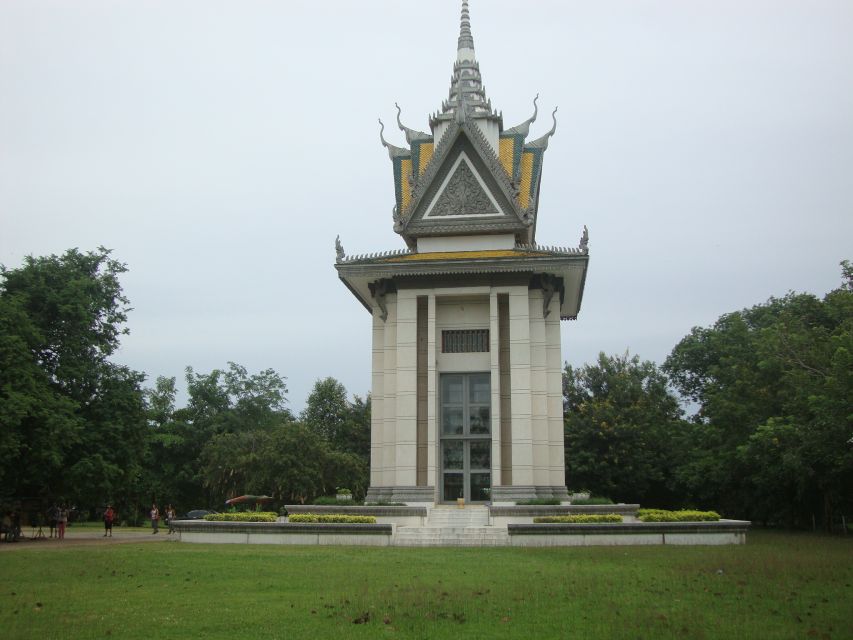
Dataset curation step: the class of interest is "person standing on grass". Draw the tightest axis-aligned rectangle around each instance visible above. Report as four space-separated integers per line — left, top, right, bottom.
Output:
58 505 68 540
103 505 115 537
48 504 59 538
150 503 159 534
166 505 176 535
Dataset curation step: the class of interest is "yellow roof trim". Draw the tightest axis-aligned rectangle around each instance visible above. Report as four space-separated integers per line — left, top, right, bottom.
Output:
382 249 545 262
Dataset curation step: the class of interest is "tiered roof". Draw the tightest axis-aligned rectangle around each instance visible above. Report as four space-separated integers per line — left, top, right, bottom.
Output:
335 1 590 321
379 0 560 248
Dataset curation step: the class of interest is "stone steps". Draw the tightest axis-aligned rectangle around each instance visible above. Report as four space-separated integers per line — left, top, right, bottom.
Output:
425 507 490 528
393 523 509 547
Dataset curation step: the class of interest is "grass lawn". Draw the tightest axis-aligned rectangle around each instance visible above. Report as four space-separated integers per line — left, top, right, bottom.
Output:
0 530 850 639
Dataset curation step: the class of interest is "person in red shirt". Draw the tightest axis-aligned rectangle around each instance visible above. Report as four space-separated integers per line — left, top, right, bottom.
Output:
103 505 115 537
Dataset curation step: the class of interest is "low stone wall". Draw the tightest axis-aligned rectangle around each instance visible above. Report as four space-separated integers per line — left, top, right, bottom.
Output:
284 505 428 528
172 520 393 546
489 504 640 527
507 520 750 546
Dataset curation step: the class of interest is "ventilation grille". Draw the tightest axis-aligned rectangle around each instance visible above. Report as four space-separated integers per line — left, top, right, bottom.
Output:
442 329 490 353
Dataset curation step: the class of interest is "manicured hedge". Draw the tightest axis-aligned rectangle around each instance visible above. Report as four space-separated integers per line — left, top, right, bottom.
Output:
204 512 278 522
288 514 377 524
637 509 721 522
533 514 623 524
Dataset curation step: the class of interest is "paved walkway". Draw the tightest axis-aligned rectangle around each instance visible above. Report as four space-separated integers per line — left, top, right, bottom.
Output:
0 528 173 551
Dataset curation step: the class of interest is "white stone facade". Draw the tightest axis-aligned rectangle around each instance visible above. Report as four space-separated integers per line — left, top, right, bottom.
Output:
366 282 568 504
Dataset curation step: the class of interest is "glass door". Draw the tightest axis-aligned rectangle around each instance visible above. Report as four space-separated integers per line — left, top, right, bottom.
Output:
440 373 491 503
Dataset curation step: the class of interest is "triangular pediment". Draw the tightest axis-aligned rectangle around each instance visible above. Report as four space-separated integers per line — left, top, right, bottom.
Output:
401 124 529 241
424 153 500 218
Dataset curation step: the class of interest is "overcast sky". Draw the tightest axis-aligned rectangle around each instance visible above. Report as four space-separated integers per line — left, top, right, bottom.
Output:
2 0 851 411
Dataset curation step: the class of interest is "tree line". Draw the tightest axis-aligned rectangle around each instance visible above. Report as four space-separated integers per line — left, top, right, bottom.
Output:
0 248 369 523
564 261 852 529
1 248 850 528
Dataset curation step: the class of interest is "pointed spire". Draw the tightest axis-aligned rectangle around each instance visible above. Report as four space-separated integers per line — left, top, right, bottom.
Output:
430 0 501 132
457 0 475 60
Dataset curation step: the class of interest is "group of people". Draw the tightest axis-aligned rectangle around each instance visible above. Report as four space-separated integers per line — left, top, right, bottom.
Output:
149 504 176 534
3 502 181 541
47 504 70 540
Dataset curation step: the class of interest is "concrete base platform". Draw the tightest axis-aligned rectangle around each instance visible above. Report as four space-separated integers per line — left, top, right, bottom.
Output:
172 510 750 547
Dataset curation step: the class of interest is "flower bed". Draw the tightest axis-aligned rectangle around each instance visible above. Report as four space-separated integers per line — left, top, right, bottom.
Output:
637 509 721 522
204 512 278 522
533 514 622 524
288 514 377 524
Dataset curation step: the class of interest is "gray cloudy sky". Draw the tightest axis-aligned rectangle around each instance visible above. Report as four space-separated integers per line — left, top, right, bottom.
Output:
2 0 851 411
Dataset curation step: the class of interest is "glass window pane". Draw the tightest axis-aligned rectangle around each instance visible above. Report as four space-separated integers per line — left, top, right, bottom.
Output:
441 375 463 404
442 407 464 435
470 473 491 502
443 474 463 501
442 441 463 470
469 374 490 404
469 440 491 469
469 405 490 434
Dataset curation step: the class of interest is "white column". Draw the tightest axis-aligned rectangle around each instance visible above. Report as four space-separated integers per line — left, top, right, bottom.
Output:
545 293 566 488
370 308 385 487
489 290 502 488
427 293 438 498
381 294 398 487
395 291 418 486
508 286 533 486
529 290 549 487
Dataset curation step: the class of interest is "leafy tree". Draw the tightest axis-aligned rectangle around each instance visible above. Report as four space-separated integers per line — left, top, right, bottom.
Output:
664 261 853 527
302 377 370 458
563 352 689 506
0 248 146 510
143 364 294 512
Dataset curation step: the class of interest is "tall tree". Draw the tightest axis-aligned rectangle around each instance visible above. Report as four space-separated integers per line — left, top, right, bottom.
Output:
563 352 690 506
664 261 853 527
143 363 293 512
302 377 370 459
0 248 146 508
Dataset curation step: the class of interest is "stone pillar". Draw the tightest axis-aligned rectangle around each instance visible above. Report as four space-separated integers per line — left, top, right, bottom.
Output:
370 307 385 487
381 293 397 488
545 292 568 497
489 290 502 493
529 289 549 488
395 292 418 486
508 286 534 488
426 293 438 499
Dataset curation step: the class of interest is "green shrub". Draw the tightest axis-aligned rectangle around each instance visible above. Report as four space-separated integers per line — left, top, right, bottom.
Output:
312 496 365 506
516 498 561 505
571 497 614 505
364 502 406 506
533 514 623 524
288 514 377 524
204 512 277 522
637 509 721 522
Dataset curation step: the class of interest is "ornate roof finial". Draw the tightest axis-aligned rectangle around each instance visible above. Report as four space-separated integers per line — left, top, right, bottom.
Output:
505 94 539 136
579 225 589 254
335 235 345 263
378 118 409 158
527 107 559 150
458 0 475 58
395 102 431 144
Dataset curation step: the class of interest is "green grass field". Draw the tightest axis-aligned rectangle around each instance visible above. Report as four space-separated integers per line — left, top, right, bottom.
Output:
1 531 850 639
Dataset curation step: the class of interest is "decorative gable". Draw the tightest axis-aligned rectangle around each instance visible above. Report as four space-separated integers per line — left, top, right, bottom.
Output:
424 153 500 218
399 125 531 243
